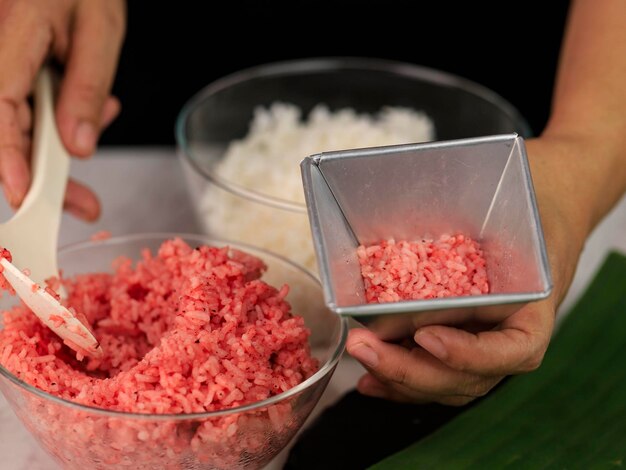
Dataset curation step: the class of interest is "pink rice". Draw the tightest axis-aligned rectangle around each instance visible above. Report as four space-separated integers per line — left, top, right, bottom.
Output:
90 230 112 242
0 248 13 293
0 238 318 468
358 234 489 303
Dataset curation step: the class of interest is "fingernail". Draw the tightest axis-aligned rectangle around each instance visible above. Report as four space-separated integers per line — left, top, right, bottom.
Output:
74 121 97 154
348 342 379 368
415 332 448 360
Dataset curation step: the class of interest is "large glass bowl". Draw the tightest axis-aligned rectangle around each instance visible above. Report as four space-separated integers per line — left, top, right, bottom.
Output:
176 58 531 272
0 233 347 470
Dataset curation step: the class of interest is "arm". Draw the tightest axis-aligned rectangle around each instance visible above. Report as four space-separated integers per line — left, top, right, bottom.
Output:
530 0 626 303
347 0 626 404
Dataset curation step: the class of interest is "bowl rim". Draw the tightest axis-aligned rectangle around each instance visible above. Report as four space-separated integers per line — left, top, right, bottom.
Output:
0 232 349 421
175 56 532 213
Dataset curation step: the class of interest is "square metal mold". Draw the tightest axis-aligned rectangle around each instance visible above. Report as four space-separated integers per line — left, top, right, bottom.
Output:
301 134 552 321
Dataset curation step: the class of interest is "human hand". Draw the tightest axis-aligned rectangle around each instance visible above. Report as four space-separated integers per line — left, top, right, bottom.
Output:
0 0 126 220
346 136 592 405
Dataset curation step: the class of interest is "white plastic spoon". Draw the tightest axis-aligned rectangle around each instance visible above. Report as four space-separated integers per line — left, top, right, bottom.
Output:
0 68 102 359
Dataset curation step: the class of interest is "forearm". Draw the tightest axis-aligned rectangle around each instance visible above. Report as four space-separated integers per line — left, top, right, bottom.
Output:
541 0 626 236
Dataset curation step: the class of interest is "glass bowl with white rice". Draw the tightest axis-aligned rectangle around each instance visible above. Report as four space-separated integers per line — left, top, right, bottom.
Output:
175 58 531 274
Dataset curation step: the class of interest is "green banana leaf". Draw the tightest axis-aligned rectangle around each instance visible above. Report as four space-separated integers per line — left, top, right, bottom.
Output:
372 252 626 469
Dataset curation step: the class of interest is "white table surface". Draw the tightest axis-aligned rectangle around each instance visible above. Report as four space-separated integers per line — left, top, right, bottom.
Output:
0 148 624 470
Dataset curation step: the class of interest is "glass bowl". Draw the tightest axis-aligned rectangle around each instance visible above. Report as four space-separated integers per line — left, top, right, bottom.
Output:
0 233 347 470
175 57 531 273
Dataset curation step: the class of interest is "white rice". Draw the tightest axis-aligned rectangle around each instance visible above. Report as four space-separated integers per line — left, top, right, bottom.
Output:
197 103 435 271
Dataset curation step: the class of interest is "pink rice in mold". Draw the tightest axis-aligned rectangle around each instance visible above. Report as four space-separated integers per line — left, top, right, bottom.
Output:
358 234 489 303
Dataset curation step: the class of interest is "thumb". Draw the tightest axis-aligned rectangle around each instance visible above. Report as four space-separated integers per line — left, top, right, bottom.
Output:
55 0 125 157
413 315 549 376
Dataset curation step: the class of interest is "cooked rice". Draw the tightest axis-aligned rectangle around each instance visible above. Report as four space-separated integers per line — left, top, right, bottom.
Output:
90 230 112 242
0 238 318 468
358 234 489 303
198 103 435 271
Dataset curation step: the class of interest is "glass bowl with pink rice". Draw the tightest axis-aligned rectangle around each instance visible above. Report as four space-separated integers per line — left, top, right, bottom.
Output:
0 233 348 470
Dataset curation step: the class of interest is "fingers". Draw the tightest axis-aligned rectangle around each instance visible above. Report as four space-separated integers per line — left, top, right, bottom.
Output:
357 374 422 403
347 328 493 402
364 314 417 341
1 89 113 216
413 301 553 375
0 1 118 217
347 301 554 404
56 0 126 157
58 97 114 221
64 179 100 222
17 101 32 133
101 96 121 130
356 374 478 406
2 91 111 216
0 2 52 98
0 99 30 207
366 307 480 341
0 2 52 206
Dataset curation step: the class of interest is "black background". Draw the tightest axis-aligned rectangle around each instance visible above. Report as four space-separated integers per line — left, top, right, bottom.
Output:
101 0 570 146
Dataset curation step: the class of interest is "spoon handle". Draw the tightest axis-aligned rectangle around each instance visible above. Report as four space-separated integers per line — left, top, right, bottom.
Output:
15 68 69 244
0 68 71 286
